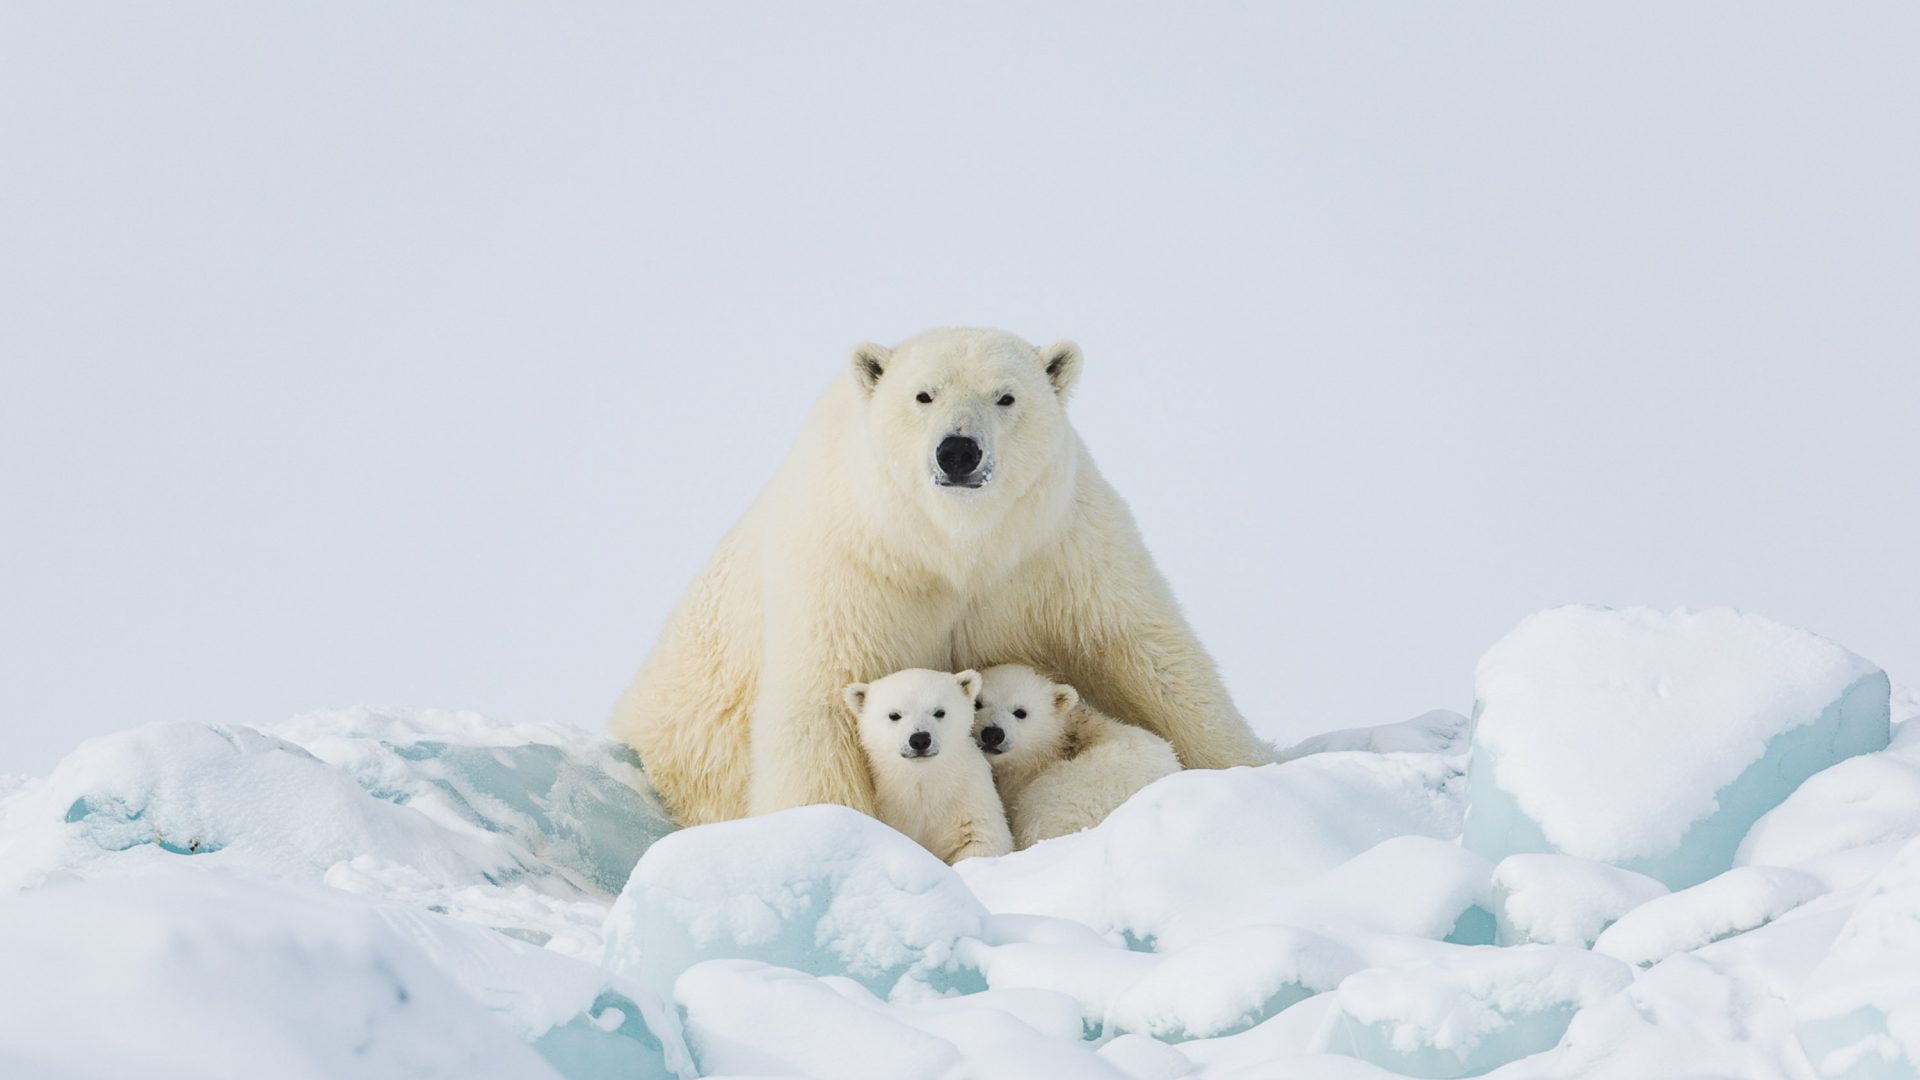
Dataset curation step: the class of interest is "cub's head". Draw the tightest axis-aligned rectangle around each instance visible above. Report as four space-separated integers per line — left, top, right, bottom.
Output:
844 668 983 764
848 328 1080 516
972 663 1079 771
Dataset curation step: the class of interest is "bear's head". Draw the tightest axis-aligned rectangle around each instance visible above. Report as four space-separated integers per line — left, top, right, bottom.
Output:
972 663 1079 770
848 328 1080 525
845 668 984 765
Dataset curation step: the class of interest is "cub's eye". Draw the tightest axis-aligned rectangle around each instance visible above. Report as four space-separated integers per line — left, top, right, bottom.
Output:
888 712 901 721
974 698 983 710
1012 708 1027 720
997 394 1015 407
916 391 933 404
933 709 946 719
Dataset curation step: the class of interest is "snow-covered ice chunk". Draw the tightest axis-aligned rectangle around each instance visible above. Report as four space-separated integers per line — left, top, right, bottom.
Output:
0 867 693 1080
957 751 1464 950
273 706 675 894
1499 952 1807 1079
0 717 641 951
602 805 986 1002
1104 925 1362 1041
674 960 1127 1080
1463 606 1890 889
1316 945 1633 1079
1490 854 1667 947
1285 710 1470 758
1592 865 1825 967
1795 836 1920 1078
1097 1034 1196 1080
1738 722 1920 872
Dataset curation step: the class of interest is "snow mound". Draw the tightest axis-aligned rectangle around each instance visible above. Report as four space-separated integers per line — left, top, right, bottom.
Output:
0 866 691 1080
956 750 1465 950
1490 854 1668 948
1593 865 1827 968
1795 836 1920 1078
1285 710 1470 758
602 804 987 1002
1464 606 1890 889
0 710 665 954
1317 946 1633 1079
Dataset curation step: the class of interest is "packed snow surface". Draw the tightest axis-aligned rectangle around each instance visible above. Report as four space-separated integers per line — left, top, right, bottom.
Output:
0 607 1910 1078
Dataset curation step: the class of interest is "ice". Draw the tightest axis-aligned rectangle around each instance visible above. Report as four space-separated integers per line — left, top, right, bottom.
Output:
956 750 1465 950
1489 854 1668 947
0 713 657 953
1795 836 1920 1078
1738 721 1920 873
1592 865 1826 967
1464 606 1891 889
0 866 692 1080
272 706 676 895
602 804 987 1002
1315 946 1633 1078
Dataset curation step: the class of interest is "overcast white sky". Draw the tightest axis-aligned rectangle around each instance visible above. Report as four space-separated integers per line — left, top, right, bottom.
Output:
2 4 1916 777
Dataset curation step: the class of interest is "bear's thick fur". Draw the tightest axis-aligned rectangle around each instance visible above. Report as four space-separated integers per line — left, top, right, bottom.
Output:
974 663 1181 848
845 668 1012 864
611 327 1271 825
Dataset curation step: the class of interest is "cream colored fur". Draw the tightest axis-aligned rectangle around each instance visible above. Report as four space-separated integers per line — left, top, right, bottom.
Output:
974 663 1181 848
611 327 1273 826
844 668 1011 863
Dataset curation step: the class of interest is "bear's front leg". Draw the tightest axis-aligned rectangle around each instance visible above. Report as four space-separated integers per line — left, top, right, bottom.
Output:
746 570 955 818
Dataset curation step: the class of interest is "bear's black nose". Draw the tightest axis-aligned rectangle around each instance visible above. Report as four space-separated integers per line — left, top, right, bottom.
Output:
936 435 983 480
908 731 933 752
979 726 1005 747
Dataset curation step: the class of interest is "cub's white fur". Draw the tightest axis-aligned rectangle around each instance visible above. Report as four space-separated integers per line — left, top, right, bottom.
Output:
845 668 1013 863
612 327 1272 826
974 663 1180 848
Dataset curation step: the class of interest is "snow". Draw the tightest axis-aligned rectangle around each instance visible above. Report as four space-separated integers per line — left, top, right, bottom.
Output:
2 606 1917 1078
1592 865 1827 967
1489 854 1668 947
601 804 987 1002
1464 606 1891 889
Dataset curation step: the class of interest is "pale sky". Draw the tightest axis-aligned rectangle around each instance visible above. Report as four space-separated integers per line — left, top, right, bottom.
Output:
3 3 1916 777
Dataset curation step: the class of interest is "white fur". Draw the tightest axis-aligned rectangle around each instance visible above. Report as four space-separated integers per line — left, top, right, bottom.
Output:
611 327 1273 826
844 668 1012 863
974 663 1181 848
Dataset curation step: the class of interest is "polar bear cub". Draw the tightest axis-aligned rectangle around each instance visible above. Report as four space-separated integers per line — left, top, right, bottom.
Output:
974 663 1182 849
843 668 1014 864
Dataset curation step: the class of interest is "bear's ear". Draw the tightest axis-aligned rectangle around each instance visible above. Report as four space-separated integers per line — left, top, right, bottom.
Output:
843 683 869 715
1052 682 1080 714
955 669 982 702
849 342 891 396
1038 341 1081 399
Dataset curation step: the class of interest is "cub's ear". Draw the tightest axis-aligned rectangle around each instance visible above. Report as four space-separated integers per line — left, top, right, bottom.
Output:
843 683 869 715
1038 340 1081 399
850 342 891 395
955 669 982 702
1052 682 1080 714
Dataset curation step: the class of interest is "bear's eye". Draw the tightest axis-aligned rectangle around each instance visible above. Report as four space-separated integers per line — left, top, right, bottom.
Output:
888 712 901 721
974 698 983 710
1013 708 1027 720
915 391 933 404
933 709 946 719
997 394 1015 407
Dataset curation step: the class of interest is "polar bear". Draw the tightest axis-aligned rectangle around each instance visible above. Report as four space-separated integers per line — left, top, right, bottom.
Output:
611 327 1273 826
844 668 1012 863
973 663 1181 847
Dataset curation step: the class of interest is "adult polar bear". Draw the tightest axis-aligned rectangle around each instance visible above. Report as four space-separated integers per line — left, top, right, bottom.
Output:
612 328 1273 825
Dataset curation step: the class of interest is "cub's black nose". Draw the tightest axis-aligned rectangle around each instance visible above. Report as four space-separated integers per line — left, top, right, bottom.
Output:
979 726 1005 748
936 435 983 479
908 731 933 752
